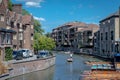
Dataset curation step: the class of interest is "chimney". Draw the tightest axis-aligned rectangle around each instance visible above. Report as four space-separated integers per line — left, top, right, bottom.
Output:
12 4 22 14
3 0 9 8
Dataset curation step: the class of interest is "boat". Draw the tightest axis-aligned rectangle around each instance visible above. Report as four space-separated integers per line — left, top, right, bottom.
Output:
67 58 73 62
64 51 71 54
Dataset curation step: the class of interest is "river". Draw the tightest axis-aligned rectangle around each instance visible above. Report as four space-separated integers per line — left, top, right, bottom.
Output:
8 53 102 80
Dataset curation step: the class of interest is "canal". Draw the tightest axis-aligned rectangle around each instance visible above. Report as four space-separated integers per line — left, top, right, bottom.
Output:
8 53 102 80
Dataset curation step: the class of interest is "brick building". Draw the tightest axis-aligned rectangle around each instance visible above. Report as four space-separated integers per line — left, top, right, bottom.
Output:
0 0 34 61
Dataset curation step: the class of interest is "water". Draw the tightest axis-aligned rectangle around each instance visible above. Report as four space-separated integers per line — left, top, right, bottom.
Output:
8 53 101 80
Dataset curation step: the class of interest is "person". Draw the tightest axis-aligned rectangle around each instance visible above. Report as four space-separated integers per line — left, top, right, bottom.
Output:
70 53 73 58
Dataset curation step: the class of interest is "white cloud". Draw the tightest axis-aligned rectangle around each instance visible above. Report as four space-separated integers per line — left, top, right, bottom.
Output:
34 16 46 21
15 0 44 7
25 2 41 7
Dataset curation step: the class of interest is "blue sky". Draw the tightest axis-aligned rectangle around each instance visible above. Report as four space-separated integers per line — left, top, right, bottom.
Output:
12 0 120 33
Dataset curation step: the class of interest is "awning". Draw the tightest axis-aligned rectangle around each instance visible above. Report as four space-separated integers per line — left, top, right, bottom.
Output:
0 28 16 33
114 53 120 57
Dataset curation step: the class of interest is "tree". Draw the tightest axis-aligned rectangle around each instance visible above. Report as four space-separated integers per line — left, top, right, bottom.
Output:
45 32 51 37
34 19 44 34
38 35 55 50
8 0 12 11
33 32 41 54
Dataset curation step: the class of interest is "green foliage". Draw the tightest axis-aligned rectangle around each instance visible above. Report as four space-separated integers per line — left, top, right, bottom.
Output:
33 32 41 51
34 34 55 51
22 9 30 15
8 0 12 11
34 19 44 34
5 47 13 61
45 32 51 37
38 35 56 50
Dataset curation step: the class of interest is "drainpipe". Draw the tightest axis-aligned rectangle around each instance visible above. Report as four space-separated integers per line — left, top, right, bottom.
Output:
119 6 120 38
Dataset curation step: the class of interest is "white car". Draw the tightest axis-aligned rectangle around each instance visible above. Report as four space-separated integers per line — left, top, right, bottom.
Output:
28 50 33 57
19 49 30 58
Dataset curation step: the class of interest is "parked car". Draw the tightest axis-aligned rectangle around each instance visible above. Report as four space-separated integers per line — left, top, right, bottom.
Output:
19 49 30 58
14 50 23 60
12 51 18 59
37 50 53 58
28 50 33 57
19 49 34 58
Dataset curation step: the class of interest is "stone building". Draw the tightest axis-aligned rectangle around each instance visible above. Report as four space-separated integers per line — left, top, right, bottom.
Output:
99 11 120 58
51 22 99 54
93 30 100 56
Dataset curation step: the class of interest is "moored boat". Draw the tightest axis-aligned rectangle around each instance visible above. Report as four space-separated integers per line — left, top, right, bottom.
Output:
67 58 73 62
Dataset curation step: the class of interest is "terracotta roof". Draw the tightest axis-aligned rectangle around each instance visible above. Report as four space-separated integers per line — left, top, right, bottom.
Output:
56 22 86 30
22 15 32 25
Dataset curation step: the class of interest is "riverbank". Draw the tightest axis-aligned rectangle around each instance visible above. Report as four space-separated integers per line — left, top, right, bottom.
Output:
0 55 56 80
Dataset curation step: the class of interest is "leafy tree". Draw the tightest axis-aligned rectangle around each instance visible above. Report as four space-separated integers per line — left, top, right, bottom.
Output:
38 35 55 50
45 32 51 37
8 0 12 11
33 32 41 54
34 19 44 34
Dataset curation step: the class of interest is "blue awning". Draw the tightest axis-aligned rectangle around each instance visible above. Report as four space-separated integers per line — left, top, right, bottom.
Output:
114 53 120 57
0 28 16 33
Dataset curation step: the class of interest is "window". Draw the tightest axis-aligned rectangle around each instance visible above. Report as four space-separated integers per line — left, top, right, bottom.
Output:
31 25 33 29
111 43 114 52
101 33 103 41
6 33 11 44
111 31 114 40
105 32 108 40
19 33 23 40
13 34 17 40
1 33 5 44
31 33 33 40
6 18 10 25
11 21 14 28
0 14 4 21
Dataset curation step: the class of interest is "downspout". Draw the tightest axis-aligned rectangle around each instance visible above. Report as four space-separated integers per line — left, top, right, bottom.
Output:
119 6 120 38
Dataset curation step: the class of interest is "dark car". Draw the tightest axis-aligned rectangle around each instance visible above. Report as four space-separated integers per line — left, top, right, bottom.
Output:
37 50 53 58
37 51 49 58
14 50 23 60
12 51 18 59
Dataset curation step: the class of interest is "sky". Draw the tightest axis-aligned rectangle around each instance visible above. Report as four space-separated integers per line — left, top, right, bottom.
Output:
12 0 120 33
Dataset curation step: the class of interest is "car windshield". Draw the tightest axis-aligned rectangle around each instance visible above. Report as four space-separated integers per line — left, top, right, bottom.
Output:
21 50 26 52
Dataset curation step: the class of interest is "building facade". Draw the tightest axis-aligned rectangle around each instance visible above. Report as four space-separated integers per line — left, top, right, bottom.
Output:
51 22 99 54
95 11 120 58
0 0 34 61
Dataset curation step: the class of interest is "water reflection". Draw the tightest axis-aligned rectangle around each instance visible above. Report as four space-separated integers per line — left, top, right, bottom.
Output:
8 66 55 80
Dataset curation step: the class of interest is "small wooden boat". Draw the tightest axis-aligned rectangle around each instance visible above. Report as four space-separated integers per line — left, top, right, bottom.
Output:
67 58 73 62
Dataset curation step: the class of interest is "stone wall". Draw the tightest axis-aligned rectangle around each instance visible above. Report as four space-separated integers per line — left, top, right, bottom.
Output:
1 56 55 79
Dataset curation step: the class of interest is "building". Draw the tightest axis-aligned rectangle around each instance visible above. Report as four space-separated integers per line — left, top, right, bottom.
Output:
0 0 34 61
77 24 99 54
22 15 34 51
98 10 120 58
93 30 100 56
51 22 99 54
